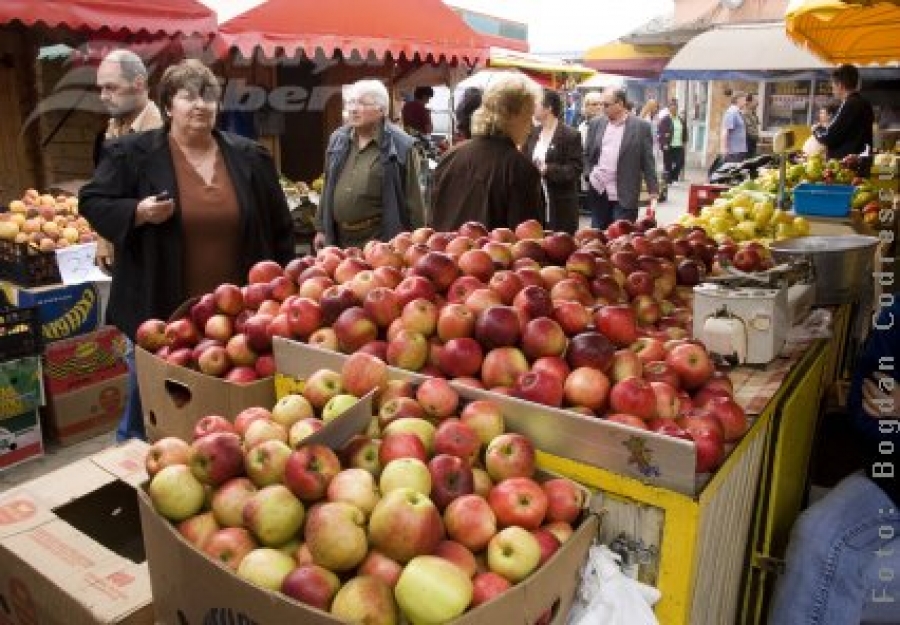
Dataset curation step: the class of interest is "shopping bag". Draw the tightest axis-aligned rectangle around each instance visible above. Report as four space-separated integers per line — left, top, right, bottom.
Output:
568 544 660 625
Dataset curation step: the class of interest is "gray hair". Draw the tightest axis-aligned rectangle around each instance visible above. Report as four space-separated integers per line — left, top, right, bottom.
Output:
347 79 390 114
101 49 148 83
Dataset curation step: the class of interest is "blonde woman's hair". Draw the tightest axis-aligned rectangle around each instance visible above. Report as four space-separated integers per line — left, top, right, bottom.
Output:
471 72 541 138
640 99 659 119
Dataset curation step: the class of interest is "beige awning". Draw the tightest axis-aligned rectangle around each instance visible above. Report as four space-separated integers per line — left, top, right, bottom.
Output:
663 21 830 79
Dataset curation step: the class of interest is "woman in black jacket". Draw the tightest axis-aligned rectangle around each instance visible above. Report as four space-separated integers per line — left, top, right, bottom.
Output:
522 89 583 234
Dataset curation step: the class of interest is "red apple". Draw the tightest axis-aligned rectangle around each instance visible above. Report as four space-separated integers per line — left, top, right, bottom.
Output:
488 477 548 529
145 436 192 477
283 444 342 502
666 343 714 390
513 370 564 408
609 376 658 420
190 432 244 486
566 332 615 372
341 351 388 398
609 349 643 384
136 318 169 351
358 550 403 588
563 367 611 412
593 306 638 348
644 360 681 389
444 494 498 553
481 347 529 390
474 306 521 349
203 527 257 571
521 317 567 360
380 432 428 465
485 433 535 481
248 260 283 284
459 400 505 447
631 336 666 365
416 378 459 419
368 487 446 563
280 564 341 611
439 337 484 378
428 454 475 510
705 396 748 442
471 572 512 607
531 528 562 566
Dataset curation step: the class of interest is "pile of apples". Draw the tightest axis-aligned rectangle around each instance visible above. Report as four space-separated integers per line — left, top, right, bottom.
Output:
145 356 586 623
1 189 97 251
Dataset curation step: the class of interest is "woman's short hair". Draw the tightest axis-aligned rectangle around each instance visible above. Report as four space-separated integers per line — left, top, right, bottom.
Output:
542 89 563 118
347 79 390 114
471 72 541 138
159 59 221 111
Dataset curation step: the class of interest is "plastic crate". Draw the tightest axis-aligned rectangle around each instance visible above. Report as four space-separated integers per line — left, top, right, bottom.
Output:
792 183 854 217
0 305 42 361
687 184 730 215
0 239 62 287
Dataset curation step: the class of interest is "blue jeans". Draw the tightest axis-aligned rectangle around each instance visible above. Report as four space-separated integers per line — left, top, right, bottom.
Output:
117 338 146 441
585 186 637 230
769 472 900 625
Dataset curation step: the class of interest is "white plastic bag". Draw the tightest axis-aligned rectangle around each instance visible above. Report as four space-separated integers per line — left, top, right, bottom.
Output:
568 544 661 625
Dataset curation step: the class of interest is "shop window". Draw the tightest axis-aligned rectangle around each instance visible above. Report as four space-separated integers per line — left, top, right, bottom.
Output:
764 80 813 129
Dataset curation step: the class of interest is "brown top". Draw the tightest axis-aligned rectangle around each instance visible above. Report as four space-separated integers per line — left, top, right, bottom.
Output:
169 136 242 297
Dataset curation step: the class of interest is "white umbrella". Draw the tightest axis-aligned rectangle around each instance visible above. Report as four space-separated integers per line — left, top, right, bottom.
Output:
452 68 541 102
578 72 626 90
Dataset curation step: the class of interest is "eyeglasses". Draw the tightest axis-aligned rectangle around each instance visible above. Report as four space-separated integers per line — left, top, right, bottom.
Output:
345 99 378 110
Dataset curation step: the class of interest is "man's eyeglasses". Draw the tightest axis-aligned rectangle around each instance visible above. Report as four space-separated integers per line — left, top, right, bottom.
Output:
345 99 378 109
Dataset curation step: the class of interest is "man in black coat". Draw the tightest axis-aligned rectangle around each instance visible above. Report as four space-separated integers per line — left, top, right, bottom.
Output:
813 64 875 161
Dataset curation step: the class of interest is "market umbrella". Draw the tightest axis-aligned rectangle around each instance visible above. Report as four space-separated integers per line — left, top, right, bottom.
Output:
582 41 676 79
785 0 900 64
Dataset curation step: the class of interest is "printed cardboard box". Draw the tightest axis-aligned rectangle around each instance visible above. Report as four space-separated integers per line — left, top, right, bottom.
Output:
42 326 128 445
135 347 275 442
1 281 102 343
0 440 153 624
0 356 43 419
138 397 599 625
0 409 42 472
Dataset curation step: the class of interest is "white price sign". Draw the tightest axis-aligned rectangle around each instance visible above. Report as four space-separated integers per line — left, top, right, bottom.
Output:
54 242 112 285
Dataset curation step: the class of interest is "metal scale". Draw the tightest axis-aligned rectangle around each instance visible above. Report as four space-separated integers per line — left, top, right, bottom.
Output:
693 260 816 365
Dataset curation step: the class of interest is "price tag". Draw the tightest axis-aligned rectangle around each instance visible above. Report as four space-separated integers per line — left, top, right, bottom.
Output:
54 242 111 285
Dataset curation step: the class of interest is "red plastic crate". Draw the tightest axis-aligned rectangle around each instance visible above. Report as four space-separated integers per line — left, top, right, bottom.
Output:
687 184 730 216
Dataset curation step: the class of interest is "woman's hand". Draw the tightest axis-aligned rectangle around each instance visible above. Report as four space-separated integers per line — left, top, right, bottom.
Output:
135 194 175 226
862 373 899 419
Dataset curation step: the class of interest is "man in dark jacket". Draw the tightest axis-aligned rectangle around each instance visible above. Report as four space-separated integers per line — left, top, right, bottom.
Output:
315 79 424 249
813 64 875 161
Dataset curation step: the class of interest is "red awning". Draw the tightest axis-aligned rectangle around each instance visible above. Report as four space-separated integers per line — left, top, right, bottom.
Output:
0 0 218 37
219 0 487 64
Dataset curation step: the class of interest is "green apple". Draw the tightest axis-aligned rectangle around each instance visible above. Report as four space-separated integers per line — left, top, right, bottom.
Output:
236 547 295 590
379 458 432 496
322 393 359 422
395 555 473 624
487 526 541 582
242 484 305 547
148 464 206 521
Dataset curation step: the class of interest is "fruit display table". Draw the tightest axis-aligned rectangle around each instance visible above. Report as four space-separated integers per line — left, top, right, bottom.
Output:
537 338 831 625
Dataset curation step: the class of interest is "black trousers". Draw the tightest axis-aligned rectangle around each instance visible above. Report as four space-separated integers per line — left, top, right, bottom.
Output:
669 146 685 183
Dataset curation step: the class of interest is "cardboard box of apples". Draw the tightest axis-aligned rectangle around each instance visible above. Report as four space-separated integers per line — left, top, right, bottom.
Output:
139 354 600 625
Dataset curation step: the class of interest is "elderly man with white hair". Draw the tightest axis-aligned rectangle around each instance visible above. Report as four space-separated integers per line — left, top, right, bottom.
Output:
315 79 425 249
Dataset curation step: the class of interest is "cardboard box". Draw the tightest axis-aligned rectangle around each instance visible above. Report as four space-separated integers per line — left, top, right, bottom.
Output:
273 337 699 495
138 397 599 625
0 356 43 419
135 347 275 442
0 409 43 472
1 281 102 343
0 440 153 624
42 327 129 445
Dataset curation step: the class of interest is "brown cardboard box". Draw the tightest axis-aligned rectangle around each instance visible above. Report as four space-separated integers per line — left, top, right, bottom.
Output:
273 337 699 495
138 398 599 625
41 326 129 445
0 440 153 625
135 347 275 442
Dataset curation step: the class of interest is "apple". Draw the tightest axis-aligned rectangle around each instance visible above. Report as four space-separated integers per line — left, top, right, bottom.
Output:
341 435 382 476
203 527 257 571
337 352 387 400
648 418 692 440
281 564 341 611
531 355 570 384
177 511 220 550
224 366 259 384
471 571 512 607
378 397 426 428
733 247 762 272
211 477 258 527
705 396 748 442
145 437 192 476
566 332 616 372
551 300 591 336
244 439 292 487
233 406 271 436
609 349 644 384
521 317 567 360
609 376 658 420
439 337 484 378
542 478 585 524
512 285 553 321
485 433 536 481
481 347 529 389
386 329 429 371
225 333 257 367
270 394 314 430
190 432 244 486
243 314 274 352
330 575 398 625
395 556 473 623
242 418 288 449
303 369 344 409
513 370 564 408
248 260 284 284
394 275 436 308
543 520 574 544
322 394 358 423
458 248 495 282
666 343 714 390
413 251 459 292
531 527 562 566
592 305 638 348
236 547 295 590
443 493 497 552
488 477 548 529
416 378 459 419
489 270 525 305
327 468 380 517
333 307 378 354
254 353 276 378
459 400 505 447
475 305 522 349
242 484 305 547
433 418 481 464
562 367 611 412
285 297 322 339
472 467 494 498
358 550 403 588
433 539 478 578
606 413 650 430
630 336 666 365
487 526 542 582
631 294 662 326
304 501 369 572
644 360 681 389
428 454 475 510
284 444 342 502
383 418 437 455
136 319 169 351
650 382 681 419
368 487 445 563
148 464 205 521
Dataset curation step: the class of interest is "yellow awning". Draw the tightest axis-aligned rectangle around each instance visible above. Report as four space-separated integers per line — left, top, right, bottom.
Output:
785 0 900 64
582 41 676 78
488 49 595 77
